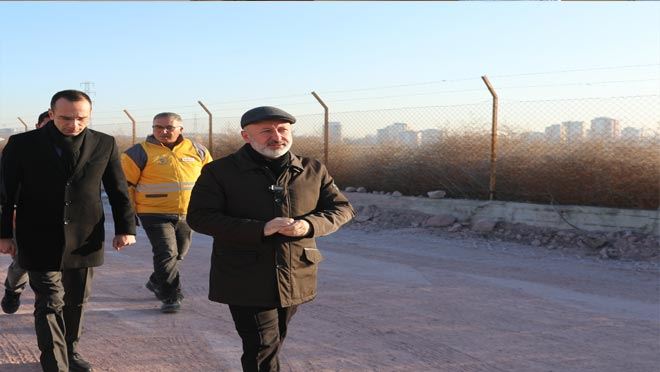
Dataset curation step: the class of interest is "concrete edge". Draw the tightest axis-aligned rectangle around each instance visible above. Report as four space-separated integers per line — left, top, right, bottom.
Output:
345 193 660 237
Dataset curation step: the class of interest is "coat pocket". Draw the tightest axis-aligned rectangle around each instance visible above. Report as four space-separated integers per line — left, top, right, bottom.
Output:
301 247 323 265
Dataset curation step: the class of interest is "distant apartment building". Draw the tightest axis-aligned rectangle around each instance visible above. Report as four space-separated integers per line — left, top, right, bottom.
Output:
561 121 585 143
545 124 566 142
0 127 20 140
590 117 620 140
400 130 421 147
419 128 445 146
377 122 409 144
520 131 545 142
328 121 342 143
346 135 377 145
620 126 641 141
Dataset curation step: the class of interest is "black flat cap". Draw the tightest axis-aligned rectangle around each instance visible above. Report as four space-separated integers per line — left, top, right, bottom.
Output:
240 106 296 128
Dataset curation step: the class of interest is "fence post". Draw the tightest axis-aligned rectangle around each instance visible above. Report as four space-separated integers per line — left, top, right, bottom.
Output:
481 75 499 201
310 91 329 167
123 110 136 145
198 101 213 156
17 117 28 132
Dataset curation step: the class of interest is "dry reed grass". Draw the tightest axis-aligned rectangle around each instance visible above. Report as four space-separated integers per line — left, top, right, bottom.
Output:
97 133 660 211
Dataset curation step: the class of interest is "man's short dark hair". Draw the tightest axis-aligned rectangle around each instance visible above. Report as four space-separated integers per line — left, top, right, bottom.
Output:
37 111 49 123
50 90 92 110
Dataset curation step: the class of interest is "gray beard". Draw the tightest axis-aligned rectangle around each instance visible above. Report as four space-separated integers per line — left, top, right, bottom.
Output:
252 142 292 159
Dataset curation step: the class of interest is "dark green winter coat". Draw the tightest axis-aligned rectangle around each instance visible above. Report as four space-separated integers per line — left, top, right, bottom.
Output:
187 144 354 307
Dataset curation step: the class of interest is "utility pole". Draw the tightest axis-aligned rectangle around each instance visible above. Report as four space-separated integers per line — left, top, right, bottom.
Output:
80 81 95 125
80 81 95 97
193 113 198 134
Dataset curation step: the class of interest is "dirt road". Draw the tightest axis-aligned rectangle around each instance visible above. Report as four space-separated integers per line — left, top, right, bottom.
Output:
1 224 658 371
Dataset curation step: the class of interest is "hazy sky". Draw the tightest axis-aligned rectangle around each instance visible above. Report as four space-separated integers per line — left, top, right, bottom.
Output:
0 1 658 136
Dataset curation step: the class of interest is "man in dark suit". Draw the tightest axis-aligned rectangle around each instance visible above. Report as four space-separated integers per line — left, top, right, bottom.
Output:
0 90 136 372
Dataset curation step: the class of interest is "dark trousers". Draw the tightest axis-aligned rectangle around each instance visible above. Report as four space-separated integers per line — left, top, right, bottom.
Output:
229 305 299 372
4 255 28 293
28 268 93 372
139 214 192 301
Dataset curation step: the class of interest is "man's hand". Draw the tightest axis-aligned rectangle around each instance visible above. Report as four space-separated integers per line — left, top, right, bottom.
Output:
264 217 295 236
277 219 310 237
0 239 16 257
112 234 136 251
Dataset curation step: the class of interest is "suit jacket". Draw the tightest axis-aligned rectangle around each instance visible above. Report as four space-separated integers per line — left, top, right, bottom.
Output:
0 123 136 270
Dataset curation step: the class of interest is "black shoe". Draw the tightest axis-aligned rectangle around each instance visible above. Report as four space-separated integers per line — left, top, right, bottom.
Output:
175 289 185 301
145 280 166 301
160 298 181 314
68 351 93 372
1 290 20 314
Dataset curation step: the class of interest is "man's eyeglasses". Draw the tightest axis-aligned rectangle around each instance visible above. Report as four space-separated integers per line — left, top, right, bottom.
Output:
152 125 181 132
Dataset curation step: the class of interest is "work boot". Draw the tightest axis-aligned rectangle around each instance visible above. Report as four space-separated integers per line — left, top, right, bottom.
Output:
160 298 181 314
145 279 165 301
68 351 93 372
1 290 20 314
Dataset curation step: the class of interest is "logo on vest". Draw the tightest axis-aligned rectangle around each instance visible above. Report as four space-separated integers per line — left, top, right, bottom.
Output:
155 155 169 165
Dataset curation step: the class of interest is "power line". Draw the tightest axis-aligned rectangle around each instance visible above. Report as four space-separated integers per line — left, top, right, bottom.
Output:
313 64 660 95
326 88 486 103
5 64 658 123
504 94 659 104
205 93 311 106
295 64 660 96
70 63 660 116
316 78 658 104
317 77 481 95
497 78 660 90
490 63 660 79
93 103 202 115
94 93 313 115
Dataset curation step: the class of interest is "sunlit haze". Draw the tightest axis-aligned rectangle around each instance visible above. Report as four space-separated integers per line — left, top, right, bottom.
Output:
0 2 658 138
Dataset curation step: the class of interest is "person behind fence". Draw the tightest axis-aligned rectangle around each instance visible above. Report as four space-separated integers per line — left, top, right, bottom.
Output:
121 112 212 314
187 106 355 371
0 89 136 372
1 110 51 315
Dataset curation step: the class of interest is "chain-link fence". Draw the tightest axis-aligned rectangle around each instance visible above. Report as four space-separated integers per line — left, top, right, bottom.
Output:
314 104 494 201
495 95 659 209
1 95 657 210
298 95 659 210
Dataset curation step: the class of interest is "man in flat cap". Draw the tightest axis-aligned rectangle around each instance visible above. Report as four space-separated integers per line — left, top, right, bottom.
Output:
187 106 354 371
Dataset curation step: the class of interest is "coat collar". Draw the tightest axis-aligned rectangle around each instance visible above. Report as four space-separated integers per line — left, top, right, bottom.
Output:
38 124 99 179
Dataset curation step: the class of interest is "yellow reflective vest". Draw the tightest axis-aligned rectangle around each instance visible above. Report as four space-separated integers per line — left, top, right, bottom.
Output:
121 135 212 215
